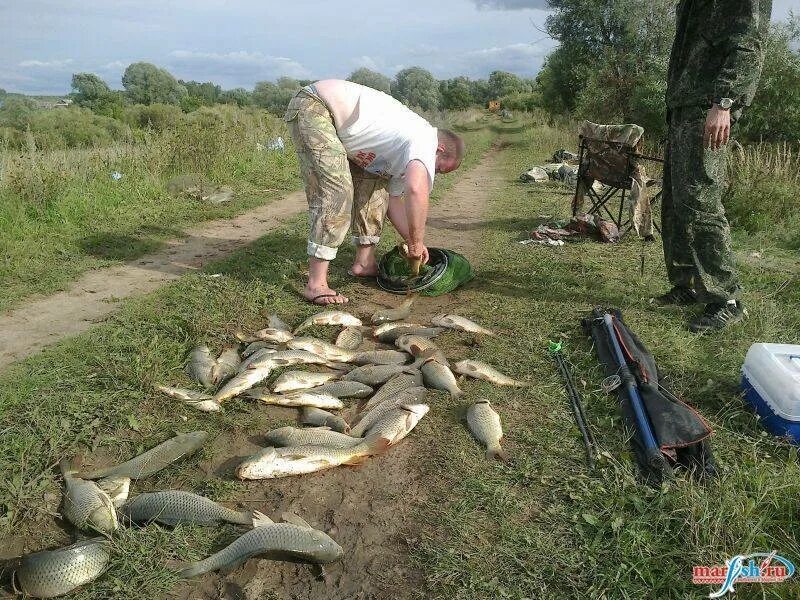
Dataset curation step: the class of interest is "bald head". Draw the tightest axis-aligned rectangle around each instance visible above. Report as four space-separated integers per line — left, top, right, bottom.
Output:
435 129 465 174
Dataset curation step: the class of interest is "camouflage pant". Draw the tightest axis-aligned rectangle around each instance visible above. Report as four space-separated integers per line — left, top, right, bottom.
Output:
661 105 740 303
284 89 389 260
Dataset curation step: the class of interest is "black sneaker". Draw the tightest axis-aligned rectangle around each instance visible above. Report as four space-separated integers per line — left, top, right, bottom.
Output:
689 301 746 333
650 286 698 307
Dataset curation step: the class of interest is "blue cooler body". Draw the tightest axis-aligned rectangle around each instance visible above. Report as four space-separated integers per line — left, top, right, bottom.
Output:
741 343 800 444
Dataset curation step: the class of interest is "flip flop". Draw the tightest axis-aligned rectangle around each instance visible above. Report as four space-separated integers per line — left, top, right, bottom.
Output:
310 293 349 306
347 269 378 278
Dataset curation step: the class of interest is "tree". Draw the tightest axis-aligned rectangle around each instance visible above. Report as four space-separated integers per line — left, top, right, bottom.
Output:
348 68 392 94
440 77 475 110
71 73 111 106
0 88 7 98
0 96 37 129
392 67 441 111
219 87 251 107
252 81 296 115
122 62 187 105
487 71 530 99
179 80 221 106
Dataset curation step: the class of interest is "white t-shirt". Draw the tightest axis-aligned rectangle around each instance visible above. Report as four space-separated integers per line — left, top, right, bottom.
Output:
333 84 438 197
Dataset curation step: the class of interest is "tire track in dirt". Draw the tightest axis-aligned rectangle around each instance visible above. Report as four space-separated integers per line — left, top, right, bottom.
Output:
0 191 307 371
175 148 505 600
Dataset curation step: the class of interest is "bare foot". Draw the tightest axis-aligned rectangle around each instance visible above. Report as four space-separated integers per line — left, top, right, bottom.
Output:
349 262 379 277
303 285 349 305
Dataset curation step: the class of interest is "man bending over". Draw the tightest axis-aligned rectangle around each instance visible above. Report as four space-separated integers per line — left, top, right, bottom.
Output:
285 79 465 305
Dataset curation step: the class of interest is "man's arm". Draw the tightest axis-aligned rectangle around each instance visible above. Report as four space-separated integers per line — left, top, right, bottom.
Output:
387 194 410 240
403 160 431 263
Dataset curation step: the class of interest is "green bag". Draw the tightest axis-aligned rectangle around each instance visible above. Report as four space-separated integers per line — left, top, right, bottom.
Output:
377 246 474 296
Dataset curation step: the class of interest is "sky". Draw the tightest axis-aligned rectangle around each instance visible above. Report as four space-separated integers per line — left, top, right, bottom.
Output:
0 0 796 96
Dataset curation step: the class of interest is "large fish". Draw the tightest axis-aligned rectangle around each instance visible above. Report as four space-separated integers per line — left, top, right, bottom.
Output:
213 365 274 403
299 407 351 433
350 387 428 437
335 327 364 350
394 334 449 365
155 385 221 413
311 381 373 399
236 439 383 480
242 341 278 359
176 519 343 578
263 426 363 448
186 346 216 388
351 350 410 365
366 403 429 445
421 358 463 398
14 539 111 598
342 363 415 387
431 314 495 336
248 350 336 370
59 460 118 534
272 370 338 393
120 490 270 528
466 399 509 462
238 348 279 371
453 360 531 387
211 347 241 384
371 297 415 324
374 324 446 344
361 372 424 412
236 327 294 344
79 431 209 480
293 310 362 335
244 389 344 410
287 337 356 363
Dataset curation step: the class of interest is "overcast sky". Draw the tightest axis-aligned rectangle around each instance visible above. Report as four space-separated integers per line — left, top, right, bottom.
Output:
1 0 796 95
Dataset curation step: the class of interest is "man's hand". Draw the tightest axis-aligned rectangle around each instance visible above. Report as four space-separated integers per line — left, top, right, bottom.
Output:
704 104 731 150
406 241 429 265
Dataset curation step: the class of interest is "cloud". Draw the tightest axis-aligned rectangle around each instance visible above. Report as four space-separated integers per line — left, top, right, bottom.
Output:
424 41 553 79
18 59 74 69
473 0 550 10
167 50 312 86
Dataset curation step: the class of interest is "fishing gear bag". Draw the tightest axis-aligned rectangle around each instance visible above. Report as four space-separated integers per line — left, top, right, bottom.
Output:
582 307 718 485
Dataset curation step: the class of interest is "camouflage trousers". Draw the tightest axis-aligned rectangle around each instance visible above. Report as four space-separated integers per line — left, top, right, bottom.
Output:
661 105 740 303
284 88 389 260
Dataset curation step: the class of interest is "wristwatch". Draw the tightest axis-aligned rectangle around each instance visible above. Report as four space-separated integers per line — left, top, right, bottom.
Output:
714 97 734 110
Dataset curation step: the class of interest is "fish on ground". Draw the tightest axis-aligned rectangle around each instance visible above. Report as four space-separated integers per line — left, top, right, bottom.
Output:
211 347 241 384
268 314 291 332
155 385 221 413
374 324 446 343
421 357 463 397
213 365 273 403
120 490 270 528
96 476 131 509
394 335 449 365
453 360 531 387
351 349 410 365
431 314 495 336
242 341 278 359
342 363 416 387
235 328 293 344
272 370 338 393
287 337 356 363
59 460 118 534
244 389 344 410
371 297 415 324
365 403 429 446
247 350 337 370
361 372 424 412
293 310 362 335
236 438 385 480
263 426 363 448
176 518 343 578
350 387 428 437
186 346 216 388
13 538 111 599
311 381 373 399
299 406 351 433
79 431 210 480
238 348 278 371
466 399 509 462
335 327 364 350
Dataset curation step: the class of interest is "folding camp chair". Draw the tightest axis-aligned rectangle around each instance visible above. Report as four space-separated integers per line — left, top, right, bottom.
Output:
571 121 664 239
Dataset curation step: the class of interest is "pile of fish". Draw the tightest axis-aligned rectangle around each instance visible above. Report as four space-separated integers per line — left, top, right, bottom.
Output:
11 301 527 597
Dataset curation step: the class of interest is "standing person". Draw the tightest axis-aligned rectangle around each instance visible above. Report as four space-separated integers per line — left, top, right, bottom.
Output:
653 0 771 332
284 79 465 305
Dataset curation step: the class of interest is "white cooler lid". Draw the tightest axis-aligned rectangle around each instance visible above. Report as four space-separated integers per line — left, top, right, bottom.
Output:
742 343 800 421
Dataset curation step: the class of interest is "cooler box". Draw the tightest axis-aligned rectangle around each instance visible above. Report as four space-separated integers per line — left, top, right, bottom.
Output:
741 343 800 443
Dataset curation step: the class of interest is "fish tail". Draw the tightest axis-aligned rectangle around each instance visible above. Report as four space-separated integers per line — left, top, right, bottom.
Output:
174 561 205 579
250 510 274 528
59 458 76 476
486 445 510 463
451 387 465 399
364 435 392 455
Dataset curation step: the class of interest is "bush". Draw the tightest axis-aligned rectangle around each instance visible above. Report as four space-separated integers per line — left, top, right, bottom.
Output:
122 104 183 132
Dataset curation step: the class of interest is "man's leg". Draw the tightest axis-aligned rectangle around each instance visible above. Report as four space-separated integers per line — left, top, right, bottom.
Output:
285 94 353 304
349 162 389 277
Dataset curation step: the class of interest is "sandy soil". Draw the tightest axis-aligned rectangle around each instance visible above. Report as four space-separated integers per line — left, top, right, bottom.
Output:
0 192 306 371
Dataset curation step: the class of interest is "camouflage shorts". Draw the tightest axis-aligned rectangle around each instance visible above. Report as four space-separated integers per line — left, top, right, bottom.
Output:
284 89 389 260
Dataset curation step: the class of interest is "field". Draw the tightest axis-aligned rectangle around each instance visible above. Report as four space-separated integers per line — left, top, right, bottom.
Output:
1 113 799 599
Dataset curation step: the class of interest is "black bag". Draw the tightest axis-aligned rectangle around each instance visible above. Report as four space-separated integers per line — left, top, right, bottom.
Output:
582 308 718 485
